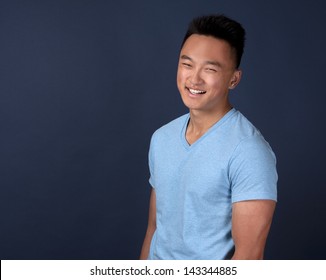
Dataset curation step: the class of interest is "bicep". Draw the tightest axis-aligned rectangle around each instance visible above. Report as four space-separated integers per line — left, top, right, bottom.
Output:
231 200 276 259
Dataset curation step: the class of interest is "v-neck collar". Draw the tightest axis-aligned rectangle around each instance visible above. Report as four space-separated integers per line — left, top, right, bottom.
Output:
180 108 236 150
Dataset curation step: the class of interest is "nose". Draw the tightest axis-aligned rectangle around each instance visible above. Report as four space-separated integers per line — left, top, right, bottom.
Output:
189 69 203 86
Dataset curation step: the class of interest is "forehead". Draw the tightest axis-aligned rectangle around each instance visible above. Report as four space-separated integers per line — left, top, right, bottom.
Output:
180 34 235 66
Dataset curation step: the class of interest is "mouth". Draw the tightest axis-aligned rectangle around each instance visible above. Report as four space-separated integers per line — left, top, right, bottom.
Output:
186 87 206 95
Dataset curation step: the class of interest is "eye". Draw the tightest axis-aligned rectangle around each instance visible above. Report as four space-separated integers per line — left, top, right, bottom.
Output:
205 68 217 72
181 62 192 68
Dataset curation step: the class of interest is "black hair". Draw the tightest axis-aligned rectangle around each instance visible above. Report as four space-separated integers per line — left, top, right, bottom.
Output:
181 14 246 68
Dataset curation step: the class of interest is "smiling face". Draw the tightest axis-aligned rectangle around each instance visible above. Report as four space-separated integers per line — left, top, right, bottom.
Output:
177 34 242 114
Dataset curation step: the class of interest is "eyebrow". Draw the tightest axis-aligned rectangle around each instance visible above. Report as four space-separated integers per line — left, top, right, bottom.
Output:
180 54 222 67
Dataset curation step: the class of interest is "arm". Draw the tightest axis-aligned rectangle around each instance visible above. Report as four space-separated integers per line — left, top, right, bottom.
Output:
139 188 156 260
231 199 276 260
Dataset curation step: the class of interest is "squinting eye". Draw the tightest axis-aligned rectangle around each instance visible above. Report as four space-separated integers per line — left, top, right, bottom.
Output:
182 63 192 68
206 68 217 72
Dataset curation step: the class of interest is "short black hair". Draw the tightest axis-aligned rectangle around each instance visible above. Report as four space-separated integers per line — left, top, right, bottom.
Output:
181 14 246 68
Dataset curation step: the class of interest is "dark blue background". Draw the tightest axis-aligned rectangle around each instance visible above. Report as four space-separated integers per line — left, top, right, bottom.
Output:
1 0 325 259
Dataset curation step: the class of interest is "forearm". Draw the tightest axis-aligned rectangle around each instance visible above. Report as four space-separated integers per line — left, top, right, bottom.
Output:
139 226 156 260
231 244 265 260
231 231 268 260
140 188 157 260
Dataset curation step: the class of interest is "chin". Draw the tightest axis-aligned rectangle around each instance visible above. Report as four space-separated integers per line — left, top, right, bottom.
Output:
182 101 204 111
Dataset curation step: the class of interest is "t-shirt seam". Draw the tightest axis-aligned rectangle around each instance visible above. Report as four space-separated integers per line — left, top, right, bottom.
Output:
232 190 277 203
227 133 260 173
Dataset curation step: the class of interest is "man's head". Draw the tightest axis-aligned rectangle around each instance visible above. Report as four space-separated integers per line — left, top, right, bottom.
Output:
181 15 245 69
177 15 246 113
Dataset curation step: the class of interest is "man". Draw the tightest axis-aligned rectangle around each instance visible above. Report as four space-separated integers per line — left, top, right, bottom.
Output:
140 14 277 260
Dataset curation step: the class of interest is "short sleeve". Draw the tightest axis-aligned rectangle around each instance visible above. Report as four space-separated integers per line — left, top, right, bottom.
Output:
229 135 278 203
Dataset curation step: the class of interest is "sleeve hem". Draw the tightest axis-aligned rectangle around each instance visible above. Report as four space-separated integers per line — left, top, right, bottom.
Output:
232 191 277 203
149 178 155 188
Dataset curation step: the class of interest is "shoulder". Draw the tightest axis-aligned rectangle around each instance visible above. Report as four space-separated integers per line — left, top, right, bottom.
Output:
226 110 273 150
228 113 277 179
223 110 276 168
233 134 276 163
228 110 262 138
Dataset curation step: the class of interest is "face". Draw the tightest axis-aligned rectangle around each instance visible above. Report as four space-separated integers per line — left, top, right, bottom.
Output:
177 34 241 113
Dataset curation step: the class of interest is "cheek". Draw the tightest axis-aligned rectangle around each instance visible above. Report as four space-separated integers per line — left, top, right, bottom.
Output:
205 76 220 89
207 75 229 91
176 69 186 87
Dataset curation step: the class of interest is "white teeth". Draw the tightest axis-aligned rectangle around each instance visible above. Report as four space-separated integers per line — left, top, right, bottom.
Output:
189 88 206 95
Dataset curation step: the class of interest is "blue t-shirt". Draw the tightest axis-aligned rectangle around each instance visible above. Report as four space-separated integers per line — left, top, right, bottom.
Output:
148 108 277 260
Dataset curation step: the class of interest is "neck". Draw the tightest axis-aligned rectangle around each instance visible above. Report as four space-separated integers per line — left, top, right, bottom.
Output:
186 104 232 145
188 104 232 133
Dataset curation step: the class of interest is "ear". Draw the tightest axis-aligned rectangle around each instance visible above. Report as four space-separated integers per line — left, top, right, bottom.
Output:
229 70 242 90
